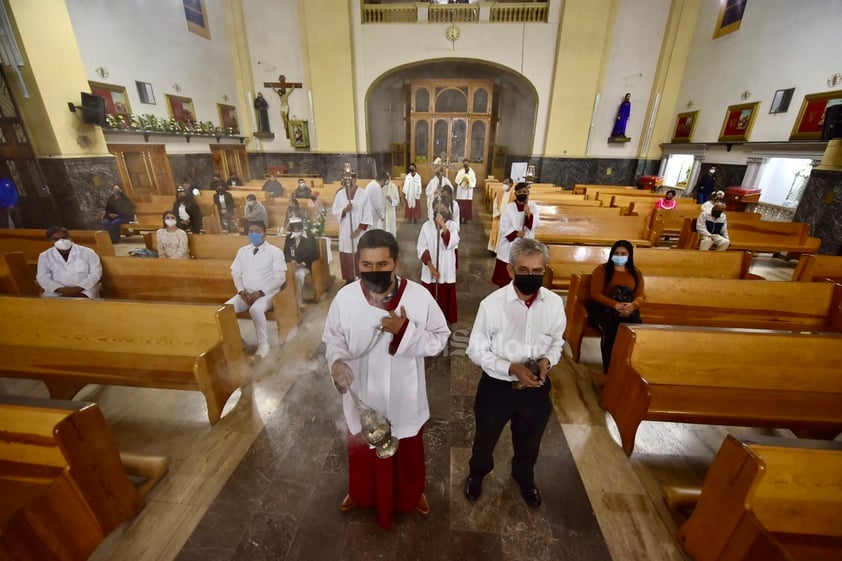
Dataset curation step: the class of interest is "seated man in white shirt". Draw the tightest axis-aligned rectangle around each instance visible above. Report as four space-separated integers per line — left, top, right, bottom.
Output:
36 226 102 298
225 221 287 358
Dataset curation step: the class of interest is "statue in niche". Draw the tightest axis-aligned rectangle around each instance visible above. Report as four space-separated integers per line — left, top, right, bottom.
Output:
254 93 271 134
610 93 631 140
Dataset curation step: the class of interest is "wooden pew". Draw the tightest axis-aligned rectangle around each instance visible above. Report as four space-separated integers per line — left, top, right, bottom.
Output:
546 246 754 291
564 275 842 363
666 434 842 561
601 324 842 456
792 254 842 282
573 183 637 196
608 193 669 214
0 228 115 263
676 217 821 255
635 203 702 238
0 252 40 295
125 201 215 234
0 296 248 425
0 395 171 561
538 205 622 221
536 214 656 247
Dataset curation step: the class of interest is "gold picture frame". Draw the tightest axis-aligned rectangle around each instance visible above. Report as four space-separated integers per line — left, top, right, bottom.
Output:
713 0 748 39
289 119 310 148
672 111 698 142
217 103 239 134
166 94 196 125
789 89 842 141
718 102 759 142
88 81 132 118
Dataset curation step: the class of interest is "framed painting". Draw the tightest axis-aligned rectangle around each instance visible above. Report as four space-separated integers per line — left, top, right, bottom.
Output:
217 103 239 133
718 102 759 142
289 119 310 148
769 88 794 114
789 89 842 140
166 94 196 125
136 81 156 105
713 0 748 39
88 81 131 118
672 111 698 142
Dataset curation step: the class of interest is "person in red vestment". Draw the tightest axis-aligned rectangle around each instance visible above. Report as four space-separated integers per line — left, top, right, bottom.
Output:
323 230 450 529
417 199 460 324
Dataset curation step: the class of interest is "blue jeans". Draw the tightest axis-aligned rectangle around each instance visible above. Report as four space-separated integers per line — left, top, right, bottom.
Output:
102 217 130 242
696 192 711 204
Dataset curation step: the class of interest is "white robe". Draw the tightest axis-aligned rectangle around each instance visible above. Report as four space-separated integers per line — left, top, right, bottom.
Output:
365 180 386 228
428 198 460 233
425 175 453 201
417 218 459 284
381 181 400 235
495 201 541 264
322 280 450 439
455 167 477 201
332 187 373 254
36 244 102 298
401 173 423 209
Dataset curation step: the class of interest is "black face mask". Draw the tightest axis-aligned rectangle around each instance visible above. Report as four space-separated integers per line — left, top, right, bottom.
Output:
513 274 543 296
515 193 528 203
361 270 394 294
711 210 723 218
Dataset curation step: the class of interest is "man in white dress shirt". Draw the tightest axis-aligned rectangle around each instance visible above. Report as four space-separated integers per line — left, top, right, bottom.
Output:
225 221 287 358
464 238 565 509
36 227 102 298
323 229 450 530
454 159 477 224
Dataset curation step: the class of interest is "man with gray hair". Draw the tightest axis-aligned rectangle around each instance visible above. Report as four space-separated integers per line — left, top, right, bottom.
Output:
464 237 565 508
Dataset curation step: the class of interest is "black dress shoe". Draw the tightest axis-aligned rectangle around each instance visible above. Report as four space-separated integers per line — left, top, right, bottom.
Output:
464 476 483 501
518 483 541 508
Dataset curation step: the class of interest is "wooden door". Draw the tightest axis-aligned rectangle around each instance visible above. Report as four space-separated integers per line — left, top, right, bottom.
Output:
210 145 250 182
108 144 175 202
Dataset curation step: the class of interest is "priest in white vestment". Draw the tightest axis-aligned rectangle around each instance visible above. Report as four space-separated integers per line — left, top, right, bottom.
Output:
323 230 450 530
454 159 477 224
401 163 423 224
425 168 452 206
380 176 400 236
488 178 514 252
365 173 387 230
332 180 373 283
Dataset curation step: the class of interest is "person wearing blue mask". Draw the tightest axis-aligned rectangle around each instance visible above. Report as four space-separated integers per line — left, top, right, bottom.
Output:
586 240 646 373
225 221 287 358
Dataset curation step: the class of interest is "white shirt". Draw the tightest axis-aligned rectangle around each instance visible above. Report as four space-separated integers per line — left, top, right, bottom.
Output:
425 175 453 201
380 181 400 235
230 242 287 295
696 210 729 238
178 203 190 221
322 280 450 439
365 180 386 225
495 201 541 263
417 218 460 284
36 244 102 298
455 167 477 200
467 285 566 382
332 187 373 253
402 173 423 208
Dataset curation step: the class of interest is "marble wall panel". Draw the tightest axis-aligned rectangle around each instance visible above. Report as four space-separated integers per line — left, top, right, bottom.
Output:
38 156 120 229
794 169 842 254
504 157 662 189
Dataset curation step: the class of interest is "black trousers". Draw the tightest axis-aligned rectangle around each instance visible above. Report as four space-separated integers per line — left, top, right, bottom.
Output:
586 302 641 373
468 372 552 487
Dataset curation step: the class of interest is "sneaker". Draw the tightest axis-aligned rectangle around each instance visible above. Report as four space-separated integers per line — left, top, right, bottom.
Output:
255 342 270 358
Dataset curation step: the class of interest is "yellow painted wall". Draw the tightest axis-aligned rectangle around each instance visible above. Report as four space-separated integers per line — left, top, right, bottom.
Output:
639 0 701 159
222 0 256 142
299 0 357 152
5 0 107 157
543 0 617 158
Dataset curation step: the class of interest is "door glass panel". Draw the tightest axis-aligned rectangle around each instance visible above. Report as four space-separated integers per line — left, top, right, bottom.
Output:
435 88 468 113
470 121 486 162
415 88 429 113
451 119 466 162
414 120 428 162
433 119 448 161
473 89 488 113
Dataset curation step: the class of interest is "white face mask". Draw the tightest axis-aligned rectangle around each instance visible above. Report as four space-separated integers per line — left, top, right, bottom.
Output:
298 182 305 189
164 218 177 227
54 239 72 251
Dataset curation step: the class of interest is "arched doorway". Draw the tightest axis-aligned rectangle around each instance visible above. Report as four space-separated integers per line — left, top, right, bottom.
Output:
366 59 538 182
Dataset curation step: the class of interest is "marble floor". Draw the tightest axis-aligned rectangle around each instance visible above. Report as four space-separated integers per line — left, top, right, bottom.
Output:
0 201 803 561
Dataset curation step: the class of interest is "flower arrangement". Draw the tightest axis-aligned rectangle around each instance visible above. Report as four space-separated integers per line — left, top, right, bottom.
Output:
305 211 326 239
104 113 239 136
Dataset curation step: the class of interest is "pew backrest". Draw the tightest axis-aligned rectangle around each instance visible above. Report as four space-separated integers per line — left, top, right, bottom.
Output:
792 254 842 282
0 228 114 262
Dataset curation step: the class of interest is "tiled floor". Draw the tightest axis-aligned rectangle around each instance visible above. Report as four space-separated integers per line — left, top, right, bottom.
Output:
1 201 805 561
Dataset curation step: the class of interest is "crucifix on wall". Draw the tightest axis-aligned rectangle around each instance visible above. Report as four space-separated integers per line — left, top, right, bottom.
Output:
263 74 302 139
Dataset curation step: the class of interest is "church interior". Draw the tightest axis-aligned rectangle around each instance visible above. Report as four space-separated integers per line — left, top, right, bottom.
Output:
1 1 842 560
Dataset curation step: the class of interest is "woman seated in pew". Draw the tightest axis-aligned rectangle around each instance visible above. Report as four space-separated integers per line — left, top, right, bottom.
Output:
156 211 189 259
586 240 645 373
655 189 677 210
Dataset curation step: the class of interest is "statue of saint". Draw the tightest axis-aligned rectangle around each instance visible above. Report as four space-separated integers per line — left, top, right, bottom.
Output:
610 93 631 138
254 92 270 134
